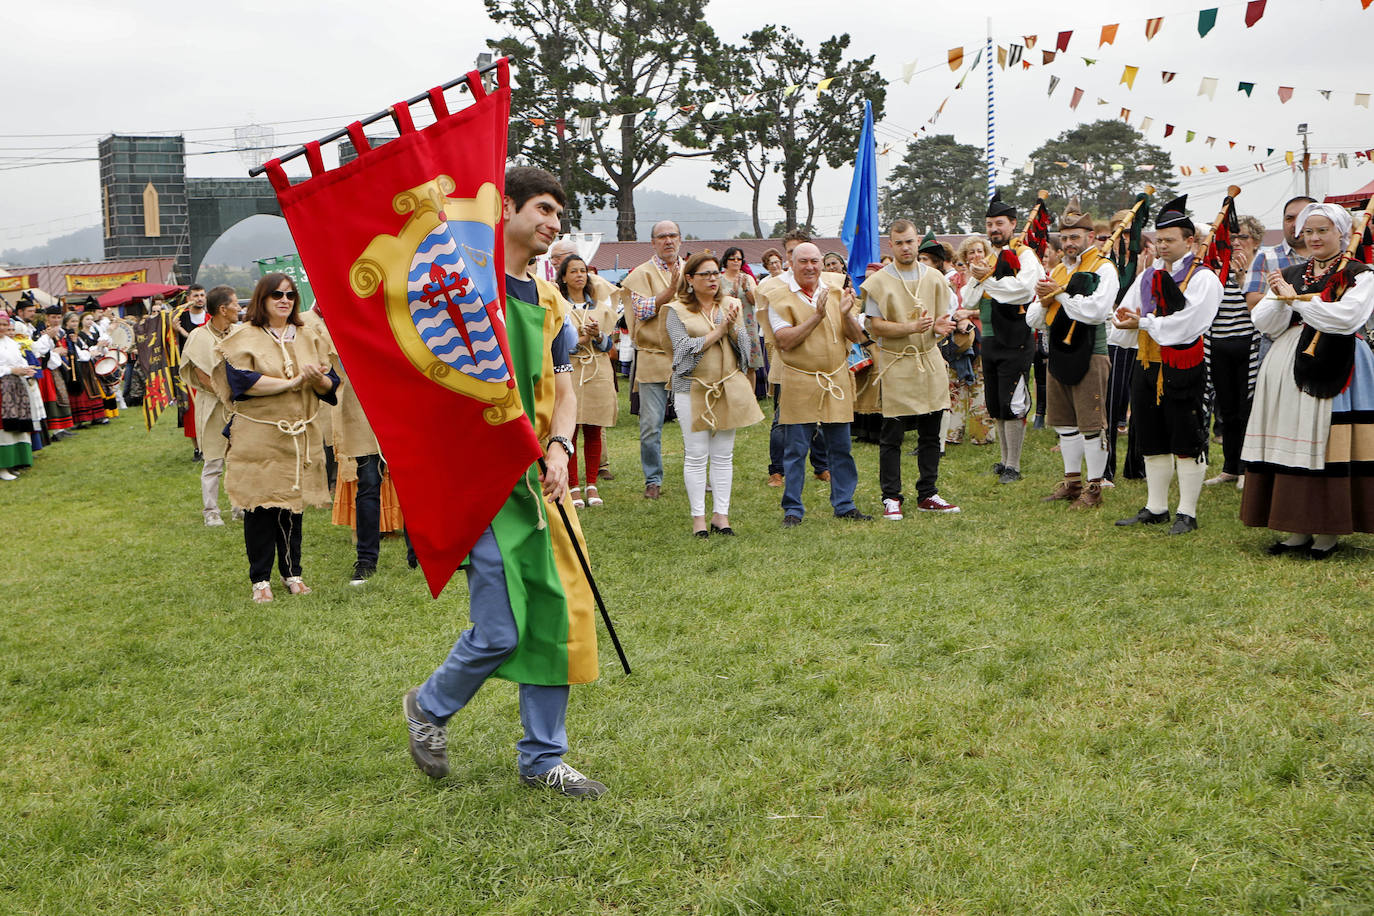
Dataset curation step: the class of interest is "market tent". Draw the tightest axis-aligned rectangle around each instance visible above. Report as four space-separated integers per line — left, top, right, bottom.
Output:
97 282 184 308
1325 179 1374 209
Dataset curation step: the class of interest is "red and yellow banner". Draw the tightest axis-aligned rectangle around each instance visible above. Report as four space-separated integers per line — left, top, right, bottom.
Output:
65 269 146 292
0 274 38 292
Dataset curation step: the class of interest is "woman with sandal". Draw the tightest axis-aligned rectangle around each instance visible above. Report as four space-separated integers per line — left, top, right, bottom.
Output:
219 273 339 602
557 255 617 509
666 253 764 538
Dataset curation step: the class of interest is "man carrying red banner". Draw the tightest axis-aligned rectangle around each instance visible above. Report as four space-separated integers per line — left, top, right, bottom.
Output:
403 167 605 798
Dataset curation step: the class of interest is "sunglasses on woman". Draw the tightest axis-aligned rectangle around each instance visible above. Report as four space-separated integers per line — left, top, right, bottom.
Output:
269 290 298 301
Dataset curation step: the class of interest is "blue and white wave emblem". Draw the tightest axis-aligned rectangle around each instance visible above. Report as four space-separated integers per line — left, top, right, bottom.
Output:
406 219 508 384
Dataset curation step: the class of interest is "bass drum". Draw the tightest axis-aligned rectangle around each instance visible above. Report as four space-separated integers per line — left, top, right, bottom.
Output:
94 354 119 377
107 320 135 352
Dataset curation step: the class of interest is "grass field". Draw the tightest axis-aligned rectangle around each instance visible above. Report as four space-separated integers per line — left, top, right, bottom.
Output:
3 390 1373 915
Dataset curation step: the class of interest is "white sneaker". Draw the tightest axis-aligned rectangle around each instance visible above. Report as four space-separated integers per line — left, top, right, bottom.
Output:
882 497 903 520
204 510 224 527
0 469 16 481
1100 479 1116 489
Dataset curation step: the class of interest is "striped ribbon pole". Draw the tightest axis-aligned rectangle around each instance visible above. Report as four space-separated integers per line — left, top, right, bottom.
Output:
985 18 995 198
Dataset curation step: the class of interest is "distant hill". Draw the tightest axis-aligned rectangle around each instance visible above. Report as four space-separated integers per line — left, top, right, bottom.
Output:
576 189 753 241
1 226 103 267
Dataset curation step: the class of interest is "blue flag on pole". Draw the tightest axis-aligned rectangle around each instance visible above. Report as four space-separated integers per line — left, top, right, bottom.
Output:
840 100 881 290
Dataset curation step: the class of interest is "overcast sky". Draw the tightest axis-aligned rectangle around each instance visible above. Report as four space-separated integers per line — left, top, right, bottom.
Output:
2 0 1370 252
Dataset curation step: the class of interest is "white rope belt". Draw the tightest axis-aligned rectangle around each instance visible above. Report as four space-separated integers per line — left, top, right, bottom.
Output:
237 409 318 492
691 367 742 430
783 362 847 402
873 343 935 384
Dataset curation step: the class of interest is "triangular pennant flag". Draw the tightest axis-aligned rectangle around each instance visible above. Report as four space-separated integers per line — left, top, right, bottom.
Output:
1364 0 1372 9
1141 116 1154 131
1145 17 1163 40
555 118 565 137
1161 71 1177 84
1206 137 1216 147
1120 107 1131 123
1200 167 1210 174
1022 60 1032 70
816 77 835 96
1024 35 1038 49
1198 77 1217 100
1056 30 1072 52
1070 87 1084 110
528 117 546 127
1245 0 1267 27
1319 89 1332 100
1277 86 1293 103
970 47 983 68
948 47 964 70
1238 82 1254 96
1339 153 1350 168
1285 151 1295 165
1267 148 1274 156
1255 163 1266 172
1357 93 1372 108
579 116 594 137
1100 24 1119 46
1229 141 1236 149
677 104 696 113
1083 58 1097 66
701 101 721 119
1321 153 1328 165
1042 50 1057 65
783 84 799 97
997 46 1007 69
1009 44 1023 66
903 59 918 83
1097 97 1109 105
1121 65 1139 88
1048 75 1061 96
1198 8 1218 36
1180 166 1193 176
955 71 969 90
1186 130 1196 142
1164 124 1175 137
740 93 758 106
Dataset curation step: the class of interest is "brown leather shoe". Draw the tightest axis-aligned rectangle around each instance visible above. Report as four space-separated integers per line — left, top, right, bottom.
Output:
814 470 831 483
1041 477 1082 502
767 473 784 487
644 483 661 500
1070 481 1103 509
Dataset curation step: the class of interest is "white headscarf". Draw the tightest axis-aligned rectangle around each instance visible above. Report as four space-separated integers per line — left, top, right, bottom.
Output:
1296 202 1353 250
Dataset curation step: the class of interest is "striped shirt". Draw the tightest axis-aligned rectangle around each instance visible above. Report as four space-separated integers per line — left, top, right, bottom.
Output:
1209 282 1256 340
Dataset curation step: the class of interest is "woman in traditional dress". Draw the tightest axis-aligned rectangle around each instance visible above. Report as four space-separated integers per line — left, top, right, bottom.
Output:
65 312 107 427
220 273 339 602
0 312 38 480
79 312 119 420
556 255 617 509
666 253 764 537
1241 203 1374 558
720 246 766 395
946 237 996 447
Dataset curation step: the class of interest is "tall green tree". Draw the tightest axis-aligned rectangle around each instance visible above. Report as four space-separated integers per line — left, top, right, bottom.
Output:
884 134 987 233
488 0 719 241
1001 120 1175 220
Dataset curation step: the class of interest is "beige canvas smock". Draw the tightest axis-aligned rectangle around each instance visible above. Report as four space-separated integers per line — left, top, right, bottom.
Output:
861 264 952 418
218 324 333 512
761 273 855 425
178 323 234 461
304 311 378 459
567 295 619 428
668 299 764 432
619 257 680 385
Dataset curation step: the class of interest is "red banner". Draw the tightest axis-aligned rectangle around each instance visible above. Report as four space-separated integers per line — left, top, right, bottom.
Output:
261 60 541 597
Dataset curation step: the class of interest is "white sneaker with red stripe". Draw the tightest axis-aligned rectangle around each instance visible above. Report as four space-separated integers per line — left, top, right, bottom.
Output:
882 497 903 520
917 494 961 514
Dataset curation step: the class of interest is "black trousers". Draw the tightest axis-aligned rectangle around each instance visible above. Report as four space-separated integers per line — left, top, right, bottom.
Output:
244 507 304 584
354 454 383 566
1105 345 1143 481
879 411 944 501
1209 336 1256 475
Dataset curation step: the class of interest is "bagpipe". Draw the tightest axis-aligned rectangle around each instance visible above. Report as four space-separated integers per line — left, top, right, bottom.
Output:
990 190 1051 316
1200 185 1242 280
1101 186 1154 305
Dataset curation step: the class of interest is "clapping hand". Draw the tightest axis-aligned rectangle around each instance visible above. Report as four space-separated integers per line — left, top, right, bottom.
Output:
1267 270 1298 300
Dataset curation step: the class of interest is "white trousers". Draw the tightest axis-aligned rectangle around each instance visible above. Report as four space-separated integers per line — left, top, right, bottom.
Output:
674 391 735 518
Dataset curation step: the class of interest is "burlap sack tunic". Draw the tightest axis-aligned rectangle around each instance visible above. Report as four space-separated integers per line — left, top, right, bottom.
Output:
668 299 764 432
218 324 333 512
760 272 856 425
861 264 952 418
619 258 680 385
177 323 234 462
567 296 619 428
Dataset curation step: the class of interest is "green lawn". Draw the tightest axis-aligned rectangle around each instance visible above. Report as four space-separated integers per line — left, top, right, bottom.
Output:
3 391 1373 915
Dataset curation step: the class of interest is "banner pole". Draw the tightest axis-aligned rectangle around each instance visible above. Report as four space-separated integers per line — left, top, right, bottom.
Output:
538 458 631 675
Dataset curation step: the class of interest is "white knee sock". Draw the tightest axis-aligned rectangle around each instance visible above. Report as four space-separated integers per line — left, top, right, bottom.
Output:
1084 433 1108 482
1175 457 1206 518
1144 454 1174 514
1056 427 1085 476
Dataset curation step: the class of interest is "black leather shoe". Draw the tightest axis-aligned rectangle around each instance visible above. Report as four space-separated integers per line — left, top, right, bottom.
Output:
692 529 710 539
991 462 1007 475
782 515 803 528
1167 513 1198 535
1116 507 1171 527
710 524 735 536
1266 538 1313 556
1308 542 1340 560
834 509 874 521
997 468 1022 484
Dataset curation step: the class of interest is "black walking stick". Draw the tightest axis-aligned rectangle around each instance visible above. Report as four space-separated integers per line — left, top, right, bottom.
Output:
539 459 631 675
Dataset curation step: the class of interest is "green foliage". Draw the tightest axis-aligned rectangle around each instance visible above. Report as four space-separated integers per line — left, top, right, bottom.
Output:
1002 120 1176 220
194 263 258 297
5 398 1373 913
885 134 988 233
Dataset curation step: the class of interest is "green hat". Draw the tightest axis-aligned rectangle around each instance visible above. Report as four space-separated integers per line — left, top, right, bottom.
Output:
918 229 943 255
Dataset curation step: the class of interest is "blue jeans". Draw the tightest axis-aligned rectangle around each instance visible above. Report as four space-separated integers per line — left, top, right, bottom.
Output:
417 527 570 777
769 389 829 476
637 380 668 486
354 454 382 567
782 422 857 518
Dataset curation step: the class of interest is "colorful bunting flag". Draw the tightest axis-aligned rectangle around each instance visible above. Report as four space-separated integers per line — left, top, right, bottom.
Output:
1229 141 1236 149
1245 0 1267 27
997 46 1007 69
816 77 835 96
1199 77 1217 100
783 84 799 97
1180 166 1193 176
1198 8 1218 36
528 117 546 126
1056 30 1072 52
1206 137 1216 147
1277 86 1293 103
1141 116 1153 131
1042 50 1057 64
1022 60 1032 70
1238 82 1254 96
1285 151 1295 165
1120 107 1131 123
948 47 964 70
1339 153 1350 168
1255 163 1266 172
701 101 720 119
1070 87 1084 109
1100 24 1119 46
1121 65 1138 89
1083 58 1097 66
1165 124 1175 137
1025 35 1038 49
1009 44 1023 66
1267 148 1274 156
903 60 918 83
1358 93 1372 108
1319 89 1331 100
1048 75 1060 96
1186 130 1196 142
1161 72 1177 84
1145 17 1164 40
